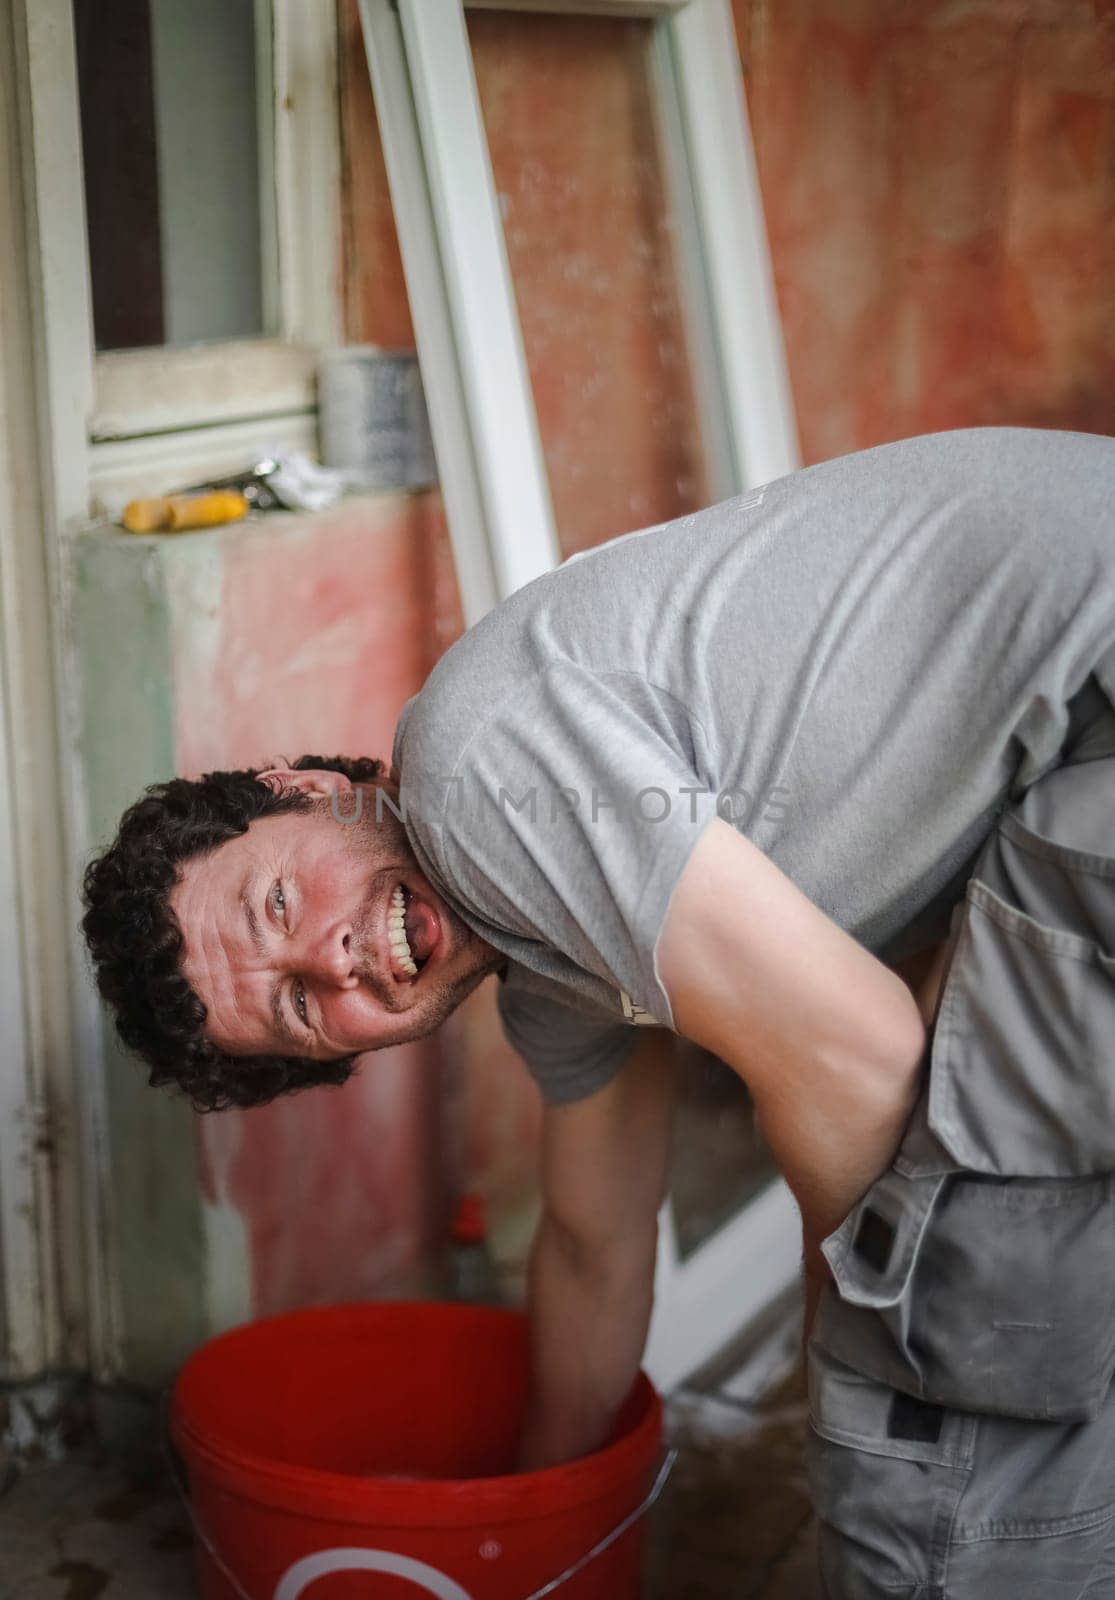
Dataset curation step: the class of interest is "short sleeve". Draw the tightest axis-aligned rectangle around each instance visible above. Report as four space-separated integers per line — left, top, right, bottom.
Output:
497 978 638 1105
421 662 724 1028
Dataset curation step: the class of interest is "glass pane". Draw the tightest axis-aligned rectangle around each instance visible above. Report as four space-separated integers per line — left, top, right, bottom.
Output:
467 10 710 558
74 0 274 351
670 1043 777 1262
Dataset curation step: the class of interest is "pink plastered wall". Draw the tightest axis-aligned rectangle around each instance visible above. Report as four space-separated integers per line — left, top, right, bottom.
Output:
171 496 488 1316
736 0 1115 456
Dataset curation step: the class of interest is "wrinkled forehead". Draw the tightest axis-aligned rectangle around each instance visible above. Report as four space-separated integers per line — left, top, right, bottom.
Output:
176 806 315 892
168 804 331 955
167 829 275 1049
168 830 249 971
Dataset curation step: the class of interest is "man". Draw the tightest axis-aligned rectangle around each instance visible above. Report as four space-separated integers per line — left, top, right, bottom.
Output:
83 427 1115 1596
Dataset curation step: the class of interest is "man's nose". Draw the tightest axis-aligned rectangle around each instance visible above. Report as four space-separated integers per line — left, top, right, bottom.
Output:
305 925 359 988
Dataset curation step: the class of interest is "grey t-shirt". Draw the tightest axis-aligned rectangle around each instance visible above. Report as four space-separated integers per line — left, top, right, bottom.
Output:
392 427 1115 1105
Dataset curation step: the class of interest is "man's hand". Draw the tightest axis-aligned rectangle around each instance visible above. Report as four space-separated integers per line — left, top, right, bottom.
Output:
657 819 928 1252
514 1029 678 1472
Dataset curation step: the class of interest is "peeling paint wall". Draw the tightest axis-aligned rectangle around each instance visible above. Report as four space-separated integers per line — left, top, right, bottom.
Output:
345 0 1115 473
735 0 1115 456
71 533 203 1382
170 502 462 1326
72 499 469 1383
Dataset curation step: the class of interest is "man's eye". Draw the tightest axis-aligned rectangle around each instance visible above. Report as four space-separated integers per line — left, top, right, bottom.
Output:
269 881 287 919
293 980 308 1024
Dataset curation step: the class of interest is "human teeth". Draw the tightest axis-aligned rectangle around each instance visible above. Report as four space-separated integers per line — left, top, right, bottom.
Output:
388 884 416 973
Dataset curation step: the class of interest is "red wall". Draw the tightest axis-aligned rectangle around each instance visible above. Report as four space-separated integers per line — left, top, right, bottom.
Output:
737 0 1115 459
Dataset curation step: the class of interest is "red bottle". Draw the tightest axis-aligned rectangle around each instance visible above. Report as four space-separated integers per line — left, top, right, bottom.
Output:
445 1192 503 1306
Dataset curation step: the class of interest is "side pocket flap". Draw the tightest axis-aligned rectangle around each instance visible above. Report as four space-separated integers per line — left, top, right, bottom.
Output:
821 1168 949 1312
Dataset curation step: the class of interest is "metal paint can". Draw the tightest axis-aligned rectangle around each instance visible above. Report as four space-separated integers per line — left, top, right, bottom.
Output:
317 345 437 491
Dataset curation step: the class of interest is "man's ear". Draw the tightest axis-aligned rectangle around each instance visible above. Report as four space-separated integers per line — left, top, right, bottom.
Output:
256 764 354 800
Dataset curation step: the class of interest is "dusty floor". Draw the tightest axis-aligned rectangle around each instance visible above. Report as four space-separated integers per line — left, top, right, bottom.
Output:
0 1357 817 1599
646 1366 818 1599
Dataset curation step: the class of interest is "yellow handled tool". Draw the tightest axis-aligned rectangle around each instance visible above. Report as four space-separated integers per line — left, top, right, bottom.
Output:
121 490 250 534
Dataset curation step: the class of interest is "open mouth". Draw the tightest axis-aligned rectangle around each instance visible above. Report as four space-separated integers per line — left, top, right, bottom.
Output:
386 883 442 983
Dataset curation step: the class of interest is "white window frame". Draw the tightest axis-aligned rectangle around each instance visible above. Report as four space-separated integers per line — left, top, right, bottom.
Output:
3 0 107 1379
357 0 802 1387
6 0 344 1380
0 602 45 1377
23 0 342 513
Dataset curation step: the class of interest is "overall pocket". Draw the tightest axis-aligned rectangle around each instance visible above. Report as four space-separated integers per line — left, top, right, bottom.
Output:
927 872 1115 1178
805 1333 976 1598
821 1092 1115 1424
819 758 1115 1422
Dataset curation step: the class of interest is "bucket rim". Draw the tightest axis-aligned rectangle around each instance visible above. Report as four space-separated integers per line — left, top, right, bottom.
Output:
170 1301 663 1526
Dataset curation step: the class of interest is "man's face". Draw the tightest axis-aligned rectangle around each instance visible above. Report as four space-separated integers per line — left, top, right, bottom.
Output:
169 775 499 1059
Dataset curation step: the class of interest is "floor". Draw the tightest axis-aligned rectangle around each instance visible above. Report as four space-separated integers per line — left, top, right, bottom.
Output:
1 1050 819 1597
0 1339 818 1599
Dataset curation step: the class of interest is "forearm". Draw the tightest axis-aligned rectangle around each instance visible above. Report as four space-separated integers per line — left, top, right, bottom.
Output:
783 1060 916 1360
755 991 927 1248
660 819 938 1244
727 1078 910 1360
794 939 951 1314
515 1212 658 1472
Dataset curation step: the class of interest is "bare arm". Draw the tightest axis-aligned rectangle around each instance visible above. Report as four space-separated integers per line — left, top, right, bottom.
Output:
657 819 929 1257
515 1029 678 1471
801 935 953 1338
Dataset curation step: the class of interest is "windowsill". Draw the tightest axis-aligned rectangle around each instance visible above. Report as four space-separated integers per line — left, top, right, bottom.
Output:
76 483 442 549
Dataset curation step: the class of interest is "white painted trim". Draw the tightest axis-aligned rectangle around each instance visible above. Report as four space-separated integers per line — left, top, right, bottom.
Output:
0 0 49 1380
13 0 119 1378
255 0 281 338
356 0 500 625
0 580 42 1376
644 1179 801 1394
394 0 561 599
368 0 797 616
645 22 738 503
272 0 342 351
667 0 800 485
16 0 94 521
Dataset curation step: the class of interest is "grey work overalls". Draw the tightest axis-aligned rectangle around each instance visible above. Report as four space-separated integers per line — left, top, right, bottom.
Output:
806 674 1115 1598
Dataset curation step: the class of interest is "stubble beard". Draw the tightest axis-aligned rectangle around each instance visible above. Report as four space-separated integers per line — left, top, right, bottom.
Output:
327 787 501 1032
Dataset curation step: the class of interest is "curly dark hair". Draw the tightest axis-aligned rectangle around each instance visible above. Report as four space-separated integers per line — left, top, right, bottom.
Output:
81 754 385 1113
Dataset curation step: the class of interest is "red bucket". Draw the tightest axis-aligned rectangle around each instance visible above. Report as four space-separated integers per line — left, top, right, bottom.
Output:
170 1301 664 1600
